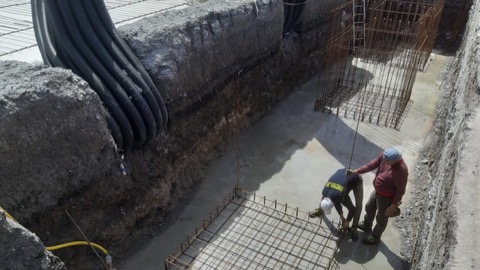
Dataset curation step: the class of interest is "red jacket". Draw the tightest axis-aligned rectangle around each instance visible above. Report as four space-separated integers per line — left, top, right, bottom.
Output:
357 152 408 205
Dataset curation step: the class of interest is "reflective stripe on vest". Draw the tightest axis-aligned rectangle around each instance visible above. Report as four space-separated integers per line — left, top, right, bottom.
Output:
325 181 344 192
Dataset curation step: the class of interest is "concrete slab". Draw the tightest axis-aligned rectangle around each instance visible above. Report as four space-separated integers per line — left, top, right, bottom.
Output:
164 188 340 269
120 52 449 270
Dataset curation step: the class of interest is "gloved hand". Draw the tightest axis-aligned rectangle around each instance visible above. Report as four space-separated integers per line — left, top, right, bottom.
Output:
385 204 401 217
346 169 357 176
341 218 349 231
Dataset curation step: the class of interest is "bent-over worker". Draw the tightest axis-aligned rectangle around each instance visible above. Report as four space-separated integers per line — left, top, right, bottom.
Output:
309 168 363 241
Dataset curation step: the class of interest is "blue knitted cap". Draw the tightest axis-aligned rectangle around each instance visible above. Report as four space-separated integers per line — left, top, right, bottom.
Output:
383 147 402 162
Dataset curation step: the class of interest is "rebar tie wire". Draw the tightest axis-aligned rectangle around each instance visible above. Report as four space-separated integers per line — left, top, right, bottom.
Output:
65 209 110 270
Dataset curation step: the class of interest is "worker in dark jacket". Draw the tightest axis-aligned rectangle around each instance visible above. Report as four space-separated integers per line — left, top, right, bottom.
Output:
348 147 408 244
309 168 363 241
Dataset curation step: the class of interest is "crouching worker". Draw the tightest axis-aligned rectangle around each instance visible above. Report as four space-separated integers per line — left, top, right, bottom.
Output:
309 168 363 241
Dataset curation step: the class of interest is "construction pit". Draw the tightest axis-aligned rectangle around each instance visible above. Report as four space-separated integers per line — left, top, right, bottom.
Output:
0 0 479 270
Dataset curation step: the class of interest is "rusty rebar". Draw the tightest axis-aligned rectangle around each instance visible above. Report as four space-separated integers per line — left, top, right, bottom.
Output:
64 209 110 270
165 187 340 269
315 0 443 128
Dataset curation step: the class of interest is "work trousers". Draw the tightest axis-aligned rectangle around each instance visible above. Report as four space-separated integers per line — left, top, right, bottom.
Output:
342 182 363 228
363 190 393 238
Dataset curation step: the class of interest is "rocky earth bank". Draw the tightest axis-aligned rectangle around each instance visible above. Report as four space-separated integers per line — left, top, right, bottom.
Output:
0 0 335 269
395 0 480 269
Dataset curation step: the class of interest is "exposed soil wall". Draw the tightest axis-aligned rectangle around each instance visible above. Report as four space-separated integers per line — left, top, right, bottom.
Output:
0 0 337 269
396 0 480 268
0 213 66 270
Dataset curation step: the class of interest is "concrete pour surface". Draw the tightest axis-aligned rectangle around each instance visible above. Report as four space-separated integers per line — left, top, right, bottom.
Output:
120 52 449 270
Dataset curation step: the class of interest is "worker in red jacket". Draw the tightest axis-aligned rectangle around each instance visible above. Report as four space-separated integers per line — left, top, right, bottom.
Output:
347 147 408 245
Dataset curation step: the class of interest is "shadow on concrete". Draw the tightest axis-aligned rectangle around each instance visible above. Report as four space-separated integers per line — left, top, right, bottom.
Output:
314 113 383 169
335 233 410 269
321 215 339 233
222 73 383 194
317 61 374 108
379 241 411 270
121 77 387 269
236 111 384 198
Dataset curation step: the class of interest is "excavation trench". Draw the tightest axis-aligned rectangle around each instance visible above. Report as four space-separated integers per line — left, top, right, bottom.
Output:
0 0 477 269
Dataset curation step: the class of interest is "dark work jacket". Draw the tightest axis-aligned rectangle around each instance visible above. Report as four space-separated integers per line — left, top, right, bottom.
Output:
322 168 363 224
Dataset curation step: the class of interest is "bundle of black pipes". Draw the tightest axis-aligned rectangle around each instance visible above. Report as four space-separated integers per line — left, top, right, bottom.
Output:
31 0 168 151
283 0 308 35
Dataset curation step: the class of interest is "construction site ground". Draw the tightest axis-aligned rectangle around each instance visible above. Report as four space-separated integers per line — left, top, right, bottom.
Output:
120 51 449 270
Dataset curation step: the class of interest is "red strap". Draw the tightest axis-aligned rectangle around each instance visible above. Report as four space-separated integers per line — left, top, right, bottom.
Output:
376 190 393 198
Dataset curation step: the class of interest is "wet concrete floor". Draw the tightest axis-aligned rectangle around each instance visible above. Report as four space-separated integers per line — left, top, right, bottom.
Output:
121 52 449 270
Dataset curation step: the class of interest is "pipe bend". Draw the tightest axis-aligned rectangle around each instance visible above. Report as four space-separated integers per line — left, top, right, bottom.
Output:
46 241 109 255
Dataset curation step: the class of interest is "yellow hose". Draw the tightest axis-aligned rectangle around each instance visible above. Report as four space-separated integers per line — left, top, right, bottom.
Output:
1 207 110 261
0 206 15 221
46 241 109 255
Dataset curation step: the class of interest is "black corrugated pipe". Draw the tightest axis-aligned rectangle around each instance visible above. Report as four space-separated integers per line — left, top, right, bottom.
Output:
46 0 145 149
283 0 308 35
45 0 140 150
89 0 168 131
31 0 169 151
283 0 294 34
31 0 128 148
79 1 167 135
31 0 64 67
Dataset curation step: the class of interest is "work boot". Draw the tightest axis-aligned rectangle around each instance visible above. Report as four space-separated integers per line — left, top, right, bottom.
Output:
357 221 372 233
362 235 380 245
350 228 359 241
309 208 323 218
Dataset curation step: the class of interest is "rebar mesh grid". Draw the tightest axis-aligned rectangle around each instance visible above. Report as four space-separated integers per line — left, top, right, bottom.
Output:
315 0 443 129
165 187 341 270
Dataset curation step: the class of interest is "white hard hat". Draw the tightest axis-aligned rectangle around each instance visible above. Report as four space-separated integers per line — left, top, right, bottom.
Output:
320 197 333 215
